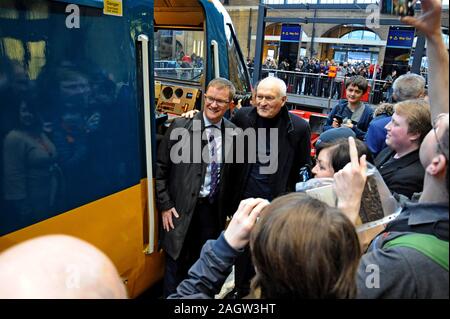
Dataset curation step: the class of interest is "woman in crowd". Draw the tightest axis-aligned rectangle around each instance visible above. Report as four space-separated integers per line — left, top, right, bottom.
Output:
312 137 373 178
169 194 361 299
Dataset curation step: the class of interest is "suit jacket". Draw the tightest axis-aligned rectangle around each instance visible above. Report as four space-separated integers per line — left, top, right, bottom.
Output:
375 147 425 199
230 106 311 205
155 111 239 260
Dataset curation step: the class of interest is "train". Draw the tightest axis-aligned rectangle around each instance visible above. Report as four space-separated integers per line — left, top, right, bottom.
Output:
0 0 251 297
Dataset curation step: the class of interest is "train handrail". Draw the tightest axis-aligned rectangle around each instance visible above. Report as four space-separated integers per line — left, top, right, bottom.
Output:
211 40 220 79
138 34 157 255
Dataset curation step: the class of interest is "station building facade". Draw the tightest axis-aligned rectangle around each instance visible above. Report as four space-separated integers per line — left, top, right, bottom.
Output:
223 0 449 66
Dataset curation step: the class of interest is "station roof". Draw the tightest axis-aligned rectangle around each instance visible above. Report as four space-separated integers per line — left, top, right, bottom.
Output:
154 0 204 28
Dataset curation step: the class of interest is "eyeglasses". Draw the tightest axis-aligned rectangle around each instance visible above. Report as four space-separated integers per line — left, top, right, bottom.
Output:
204 95 229 107
433 114 448 162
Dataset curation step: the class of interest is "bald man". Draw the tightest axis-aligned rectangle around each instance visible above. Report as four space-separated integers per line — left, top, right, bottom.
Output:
0 235 127 299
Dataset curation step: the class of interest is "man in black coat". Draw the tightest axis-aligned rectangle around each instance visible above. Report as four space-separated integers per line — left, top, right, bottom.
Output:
375 99 432 199
156 78 239 297
231 76 311 298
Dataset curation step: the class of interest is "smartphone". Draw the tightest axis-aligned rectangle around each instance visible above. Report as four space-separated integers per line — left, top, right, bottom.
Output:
380 0 415 17
333 115 343 125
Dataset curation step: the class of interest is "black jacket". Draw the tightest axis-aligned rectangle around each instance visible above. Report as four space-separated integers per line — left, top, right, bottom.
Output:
375 148 425 199
230 106 311 204
155 112 239 260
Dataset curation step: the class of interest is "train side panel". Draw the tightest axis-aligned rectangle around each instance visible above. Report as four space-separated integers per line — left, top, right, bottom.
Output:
0 0 162 297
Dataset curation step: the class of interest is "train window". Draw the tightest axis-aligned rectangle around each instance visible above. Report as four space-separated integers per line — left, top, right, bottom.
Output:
225 24 251 94
154 29 205 83
0 0 142 235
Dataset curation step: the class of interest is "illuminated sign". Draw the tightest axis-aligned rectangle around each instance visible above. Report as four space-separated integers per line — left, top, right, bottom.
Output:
387 27 415 49
281 25 301 43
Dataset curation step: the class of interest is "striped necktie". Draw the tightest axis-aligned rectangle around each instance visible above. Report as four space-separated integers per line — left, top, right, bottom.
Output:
208 131 220 202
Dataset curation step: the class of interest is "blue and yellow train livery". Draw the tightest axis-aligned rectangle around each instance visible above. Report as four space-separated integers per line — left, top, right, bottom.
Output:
0 0 251 297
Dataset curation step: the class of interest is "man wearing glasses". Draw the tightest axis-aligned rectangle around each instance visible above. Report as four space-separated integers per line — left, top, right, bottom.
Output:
155 78 239 297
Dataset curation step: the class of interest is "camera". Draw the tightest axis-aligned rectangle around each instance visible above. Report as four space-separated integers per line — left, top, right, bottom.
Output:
233 93 252 107
333 115 344 126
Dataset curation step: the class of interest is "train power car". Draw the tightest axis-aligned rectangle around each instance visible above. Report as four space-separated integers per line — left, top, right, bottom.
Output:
0 0 251 297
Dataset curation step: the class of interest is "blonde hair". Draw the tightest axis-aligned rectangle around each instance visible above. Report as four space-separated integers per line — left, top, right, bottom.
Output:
395 99 432 144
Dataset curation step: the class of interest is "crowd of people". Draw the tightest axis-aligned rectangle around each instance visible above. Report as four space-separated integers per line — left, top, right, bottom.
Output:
164 0 448 300
249 53 425 105
0 0 447 300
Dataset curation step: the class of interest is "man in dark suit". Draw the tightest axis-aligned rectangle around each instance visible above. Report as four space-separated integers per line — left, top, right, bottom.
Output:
155 78 239 297
375 99 432 199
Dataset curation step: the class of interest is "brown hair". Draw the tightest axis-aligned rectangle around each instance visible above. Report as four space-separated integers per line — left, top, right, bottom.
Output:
316 138 374 173
249 193 361 299
374 103 395 118
207 77 236 102
345 75 368 94
395 99 432 144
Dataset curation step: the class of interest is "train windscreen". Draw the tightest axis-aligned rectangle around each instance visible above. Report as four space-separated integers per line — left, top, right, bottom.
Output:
154 29 204 83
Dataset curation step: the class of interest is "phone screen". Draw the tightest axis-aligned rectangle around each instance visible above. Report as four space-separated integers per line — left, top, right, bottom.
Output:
380 0 415 17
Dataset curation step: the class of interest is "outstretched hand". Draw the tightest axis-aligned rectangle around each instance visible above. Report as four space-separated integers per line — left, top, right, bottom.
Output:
224 198 270 250
401 0 442 41
333 137 368 225
181 109 199 119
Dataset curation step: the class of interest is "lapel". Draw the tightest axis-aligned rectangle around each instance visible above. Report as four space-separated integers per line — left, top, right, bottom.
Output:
375 148 395 168
189 112 207 177
222 119 239 165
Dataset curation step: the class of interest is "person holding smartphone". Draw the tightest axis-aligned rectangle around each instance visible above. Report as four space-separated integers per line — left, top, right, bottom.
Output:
322 75 374 140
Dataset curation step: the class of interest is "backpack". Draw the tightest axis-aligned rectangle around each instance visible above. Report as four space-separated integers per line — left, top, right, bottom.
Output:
383 234 449 271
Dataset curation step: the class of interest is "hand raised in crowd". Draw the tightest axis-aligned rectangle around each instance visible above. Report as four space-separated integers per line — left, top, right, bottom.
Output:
181 109 199 118
343 120 354 129
403 0 449 117
401 0 442 42
333 137 368 225
224 198 270 250
162 207 180 232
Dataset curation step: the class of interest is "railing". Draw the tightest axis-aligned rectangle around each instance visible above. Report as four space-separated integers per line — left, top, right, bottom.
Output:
251 67 397 106
154 67 204 82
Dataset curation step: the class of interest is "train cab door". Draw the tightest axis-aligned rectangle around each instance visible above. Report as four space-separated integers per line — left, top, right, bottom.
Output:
152 0 251 118
0 0 164 297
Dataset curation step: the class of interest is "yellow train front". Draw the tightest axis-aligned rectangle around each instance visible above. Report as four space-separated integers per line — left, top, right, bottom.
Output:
0 0 251 298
